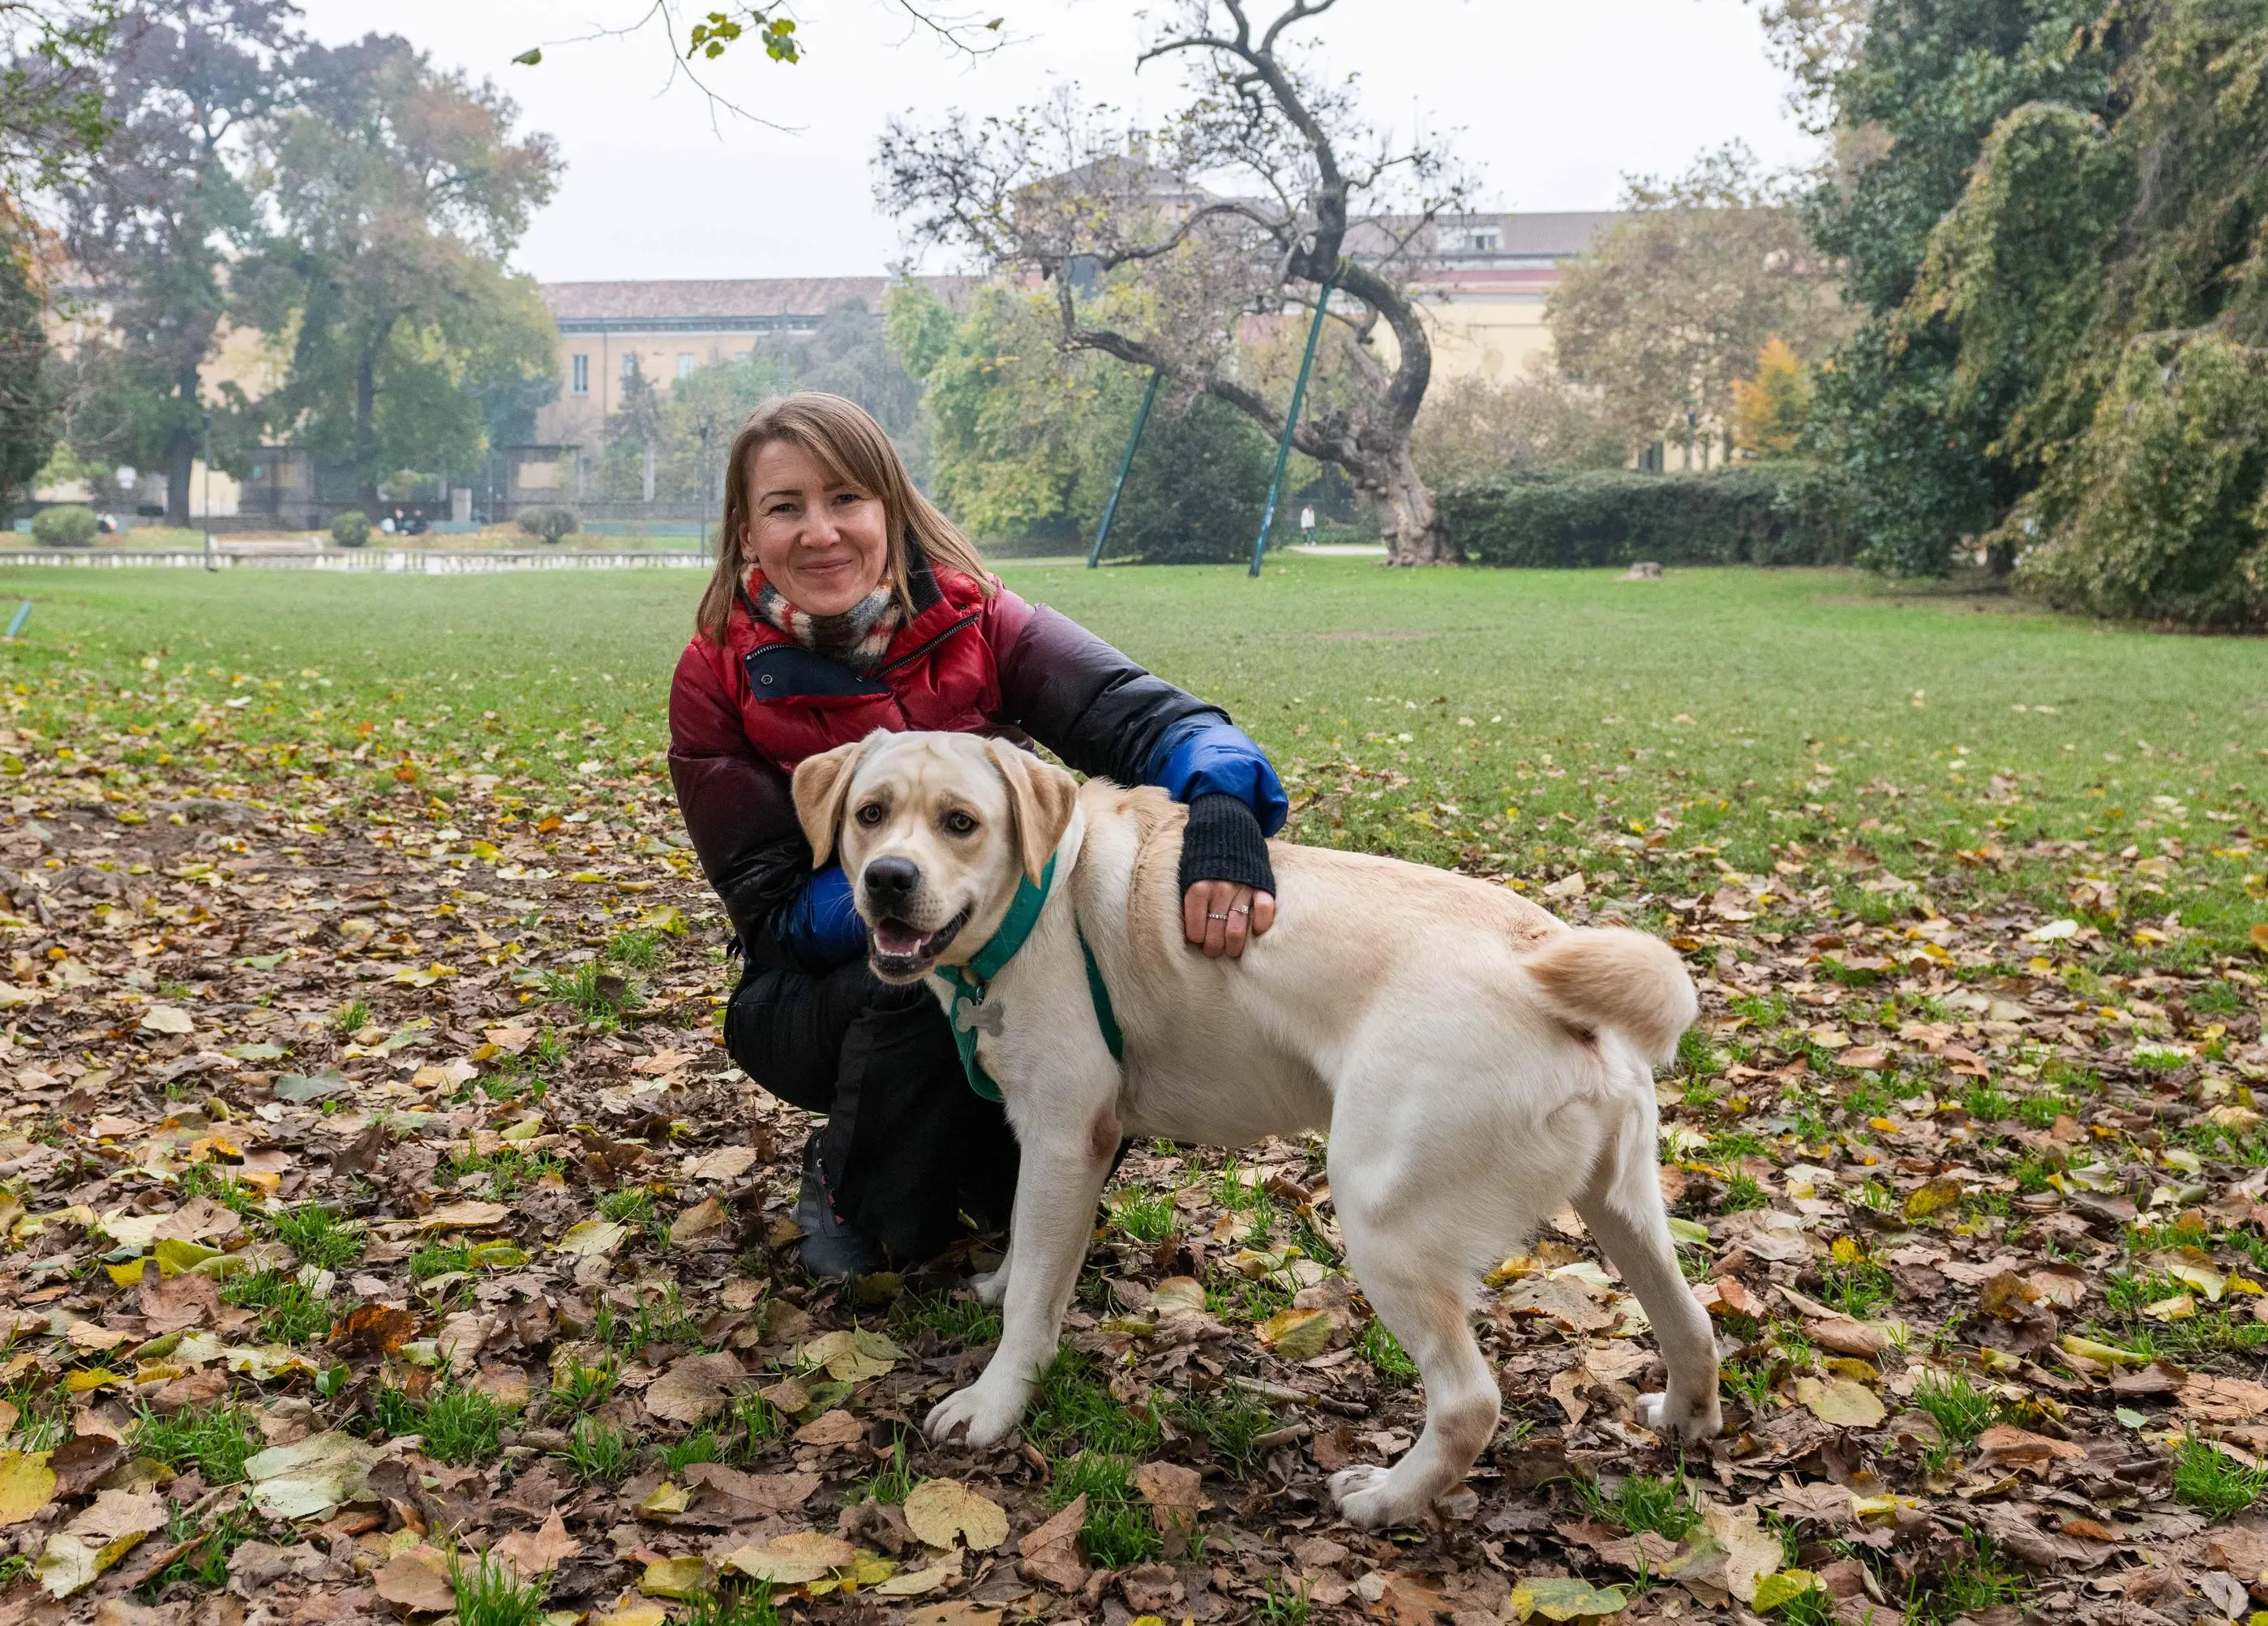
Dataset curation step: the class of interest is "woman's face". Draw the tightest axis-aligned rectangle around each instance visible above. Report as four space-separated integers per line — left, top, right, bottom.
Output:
742 438 890 616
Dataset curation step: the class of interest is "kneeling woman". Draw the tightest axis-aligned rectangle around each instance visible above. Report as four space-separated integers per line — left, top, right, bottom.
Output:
669 393 1285 1276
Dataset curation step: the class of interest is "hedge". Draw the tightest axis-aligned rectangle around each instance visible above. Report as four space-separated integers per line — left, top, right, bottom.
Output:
1438 462 1853 568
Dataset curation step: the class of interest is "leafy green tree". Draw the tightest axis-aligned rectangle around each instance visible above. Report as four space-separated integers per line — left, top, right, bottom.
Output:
242 34 559 513
0 231 55 508
56 1 301 522
1100 389 1274 564
1800 0 2112 575
1 1 114 193
1412 374 1625 489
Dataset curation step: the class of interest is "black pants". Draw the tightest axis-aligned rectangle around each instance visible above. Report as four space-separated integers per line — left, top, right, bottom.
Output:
724 959 1022 1264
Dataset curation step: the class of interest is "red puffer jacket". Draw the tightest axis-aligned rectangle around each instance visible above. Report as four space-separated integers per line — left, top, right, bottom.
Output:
667 550 1284 955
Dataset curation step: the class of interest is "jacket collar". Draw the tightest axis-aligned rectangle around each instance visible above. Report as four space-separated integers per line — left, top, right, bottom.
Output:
737 548 980 701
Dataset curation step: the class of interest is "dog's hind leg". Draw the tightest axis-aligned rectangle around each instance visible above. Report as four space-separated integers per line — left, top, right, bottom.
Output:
1572 1090 1721 1444
1327 1172 1502 1529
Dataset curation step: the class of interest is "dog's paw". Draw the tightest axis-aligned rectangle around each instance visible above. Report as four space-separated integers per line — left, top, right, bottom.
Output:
925 1382 1024 1448
1636 1387 1723 1444
971 1261 1010 1309
1329 1465 1421 1530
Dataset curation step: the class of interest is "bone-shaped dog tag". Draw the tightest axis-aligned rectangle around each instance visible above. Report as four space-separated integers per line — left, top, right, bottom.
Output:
955 997 1005 1037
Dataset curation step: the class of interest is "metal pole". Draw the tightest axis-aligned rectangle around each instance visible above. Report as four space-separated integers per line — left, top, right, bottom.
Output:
202 410 216 572
1087 369 1163 568
1250 262 1342 578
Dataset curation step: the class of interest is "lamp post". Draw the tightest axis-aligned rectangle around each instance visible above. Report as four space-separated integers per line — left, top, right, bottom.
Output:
698 422 712 556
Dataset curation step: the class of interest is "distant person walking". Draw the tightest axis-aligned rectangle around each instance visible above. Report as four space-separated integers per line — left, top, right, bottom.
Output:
1299 504 1316 543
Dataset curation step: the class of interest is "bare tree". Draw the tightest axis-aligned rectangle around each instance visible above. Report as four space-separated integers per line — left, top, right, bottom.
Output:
875 0 1473 564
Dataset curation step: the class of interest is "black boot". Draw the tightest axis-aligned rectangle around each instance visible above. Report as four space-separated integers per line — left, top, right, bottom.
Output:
791 1135 885 1280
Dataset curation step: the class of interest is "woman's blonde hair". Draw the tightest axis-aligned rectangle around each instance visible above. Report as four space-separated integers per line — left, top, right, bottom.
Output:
697 392 992 643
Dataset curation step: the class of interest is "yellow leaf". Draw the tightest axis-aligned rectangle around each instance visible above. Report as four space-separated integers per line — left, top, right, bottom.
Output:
2060 1333 2151 1367
153 1237 223 1277
1903 1177 1964 1219
1256 1306 1335 1361
1510 1576 1630 1621
1792 1375 1884 1428
63 1369 122 1394
872 1559 959 1597
105 1259 146 1287
556 1220 628 1256
795 1329 903 1383
639 1556 711 1599
1752 1570 1820 1612
640 1482 691 1516
0 1452 57 1525
902 1478 1010 1552
722 1530 858 1585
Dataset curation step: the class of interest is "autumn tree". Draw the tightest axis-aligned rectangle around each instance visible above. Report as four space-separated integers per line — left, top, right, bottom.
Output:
1730 336 1811 457
1547 144 1847 466
1410 374 1624 489
0 0 112 194
241 34 560 513
54 1 301 524
876 0 1473 564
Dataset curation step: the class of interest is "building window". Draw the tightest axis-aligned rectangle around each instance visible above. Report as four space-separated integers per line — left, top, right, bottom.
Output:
571 354 589 395
622 353 640 381
676 353 697 380
1446 227 1500 253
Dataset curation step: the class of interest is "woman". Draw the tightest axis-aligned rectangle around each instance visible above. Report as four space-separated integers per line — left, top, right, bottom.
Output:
669 393 1286 1276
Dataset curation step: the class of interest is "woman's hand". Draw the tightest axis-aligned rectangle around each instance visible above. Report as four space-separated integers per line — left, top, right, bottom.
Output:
1181 881 1276 959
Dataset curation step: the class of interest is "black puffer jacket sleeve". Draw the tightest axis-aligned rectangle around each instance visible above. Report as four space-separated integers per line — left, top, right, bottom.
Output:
666 641 808 955
991 601 1224 785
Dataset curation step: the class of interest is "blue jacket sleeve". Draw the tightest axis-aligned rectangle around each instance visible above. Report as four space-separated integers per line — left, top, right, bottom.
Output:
774 864 869 971
1144 716 1288 835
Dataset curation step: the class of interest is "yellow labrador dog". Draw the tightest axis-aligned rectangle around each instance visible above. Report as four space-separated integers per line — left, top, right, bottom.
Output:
792 729 1719 1529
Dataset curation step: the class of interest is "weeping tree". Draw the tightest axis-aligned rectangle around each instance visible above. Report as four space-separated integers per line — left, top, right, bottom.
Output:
875 0 1473 564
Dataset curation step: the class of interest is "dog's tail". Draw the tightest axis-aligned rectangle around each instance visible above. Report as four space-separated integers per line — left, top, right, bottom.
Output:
1524 926 1699 1067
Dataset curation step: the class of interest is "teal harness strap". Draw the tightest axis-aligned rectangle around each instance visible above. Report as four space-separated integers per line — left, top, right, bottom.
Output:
945 853 1121 1101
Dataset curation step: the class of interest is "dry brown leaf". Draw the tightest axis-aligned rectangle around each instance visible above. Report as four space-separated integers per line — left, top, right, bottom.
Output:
1017 1494 1088 1590
492 1509 581 1577
902 1478 1010 1552
645 1352 745 1425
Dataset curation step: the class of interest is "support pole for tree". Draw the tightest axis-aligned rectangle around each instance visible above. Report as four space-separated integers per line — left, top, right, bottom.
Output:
1087 368 1164 568
1250 262 1342 579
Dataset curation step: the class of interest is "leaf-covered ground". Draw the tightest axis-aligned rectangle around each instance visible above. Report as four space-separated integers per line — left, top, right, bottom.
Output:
0 562 2265 1626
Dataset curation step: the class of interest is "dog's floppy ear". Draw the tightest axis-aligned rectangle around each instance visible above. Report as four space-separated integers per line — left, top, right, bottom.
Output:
791 738 869 868
984 738 1078 886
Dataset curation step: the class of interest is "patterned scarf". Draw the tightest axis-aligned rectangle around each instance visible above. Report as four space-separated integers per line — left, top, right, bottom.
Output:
751 573 903 671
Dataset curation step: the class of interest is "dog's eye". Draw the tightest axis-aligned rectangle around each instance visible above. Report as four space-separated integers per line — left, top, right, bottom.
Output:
855 803 886 827
941 810 977 836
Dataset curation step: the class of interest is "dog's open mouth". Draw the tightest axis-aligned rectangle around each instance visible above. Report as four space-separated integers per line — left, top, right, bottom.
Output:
868 907 970 970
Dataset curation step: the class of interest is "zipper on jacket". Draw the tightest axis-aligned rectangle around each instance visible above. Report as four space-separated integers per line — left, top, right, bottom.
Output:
874 611 979 679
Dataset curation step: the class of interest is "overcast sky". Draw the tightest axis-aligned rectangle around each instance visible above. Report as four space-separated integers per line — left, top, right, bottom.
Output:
296 0 1815 284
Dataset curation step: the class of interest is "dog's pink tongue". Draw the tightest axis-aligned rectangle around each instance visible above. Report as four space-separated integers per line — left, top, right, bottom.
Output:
872 922 924 955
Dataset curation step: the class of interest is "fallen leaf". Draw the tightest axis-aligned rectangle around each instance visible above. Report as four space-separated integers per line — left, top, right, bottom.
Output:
139 1005 195 1035
556 1218 628 1256
492 1509 581 1577
793 1409 865 1448
374 1547 456 1613
902 1478 1010 1552
639 1555 712 1598
1017 1494 1088 1590
873 1558 963 1597
0 1450 57 1525
644 1352 745 1424
721 1529 857 1585
668 1197 726 1243
414 1200 510 1232
1794 1375 1885 1429
242 1431 382 1520
1134 1460 1205 1556
1509 1575 1631 1620
795 1328 903 1382
1257 1305 1335 1359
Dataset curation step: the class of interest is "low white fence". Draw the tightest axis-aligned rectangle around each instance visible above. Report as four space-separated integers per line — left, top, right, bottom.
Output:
0 547 708 573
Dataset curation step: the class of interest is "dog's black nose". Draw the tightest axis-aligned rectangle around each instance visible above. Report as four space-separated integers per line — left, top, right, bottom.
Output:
863 856 921 907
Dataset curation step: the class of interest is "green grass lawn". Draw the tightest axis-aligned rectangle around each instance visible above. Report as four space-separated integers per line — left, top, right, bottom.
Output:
2 556 2261 962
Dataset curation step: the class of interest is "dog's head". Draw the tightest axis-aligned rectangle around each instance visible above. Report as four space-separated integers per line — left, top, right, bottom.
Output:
791 731 1079 983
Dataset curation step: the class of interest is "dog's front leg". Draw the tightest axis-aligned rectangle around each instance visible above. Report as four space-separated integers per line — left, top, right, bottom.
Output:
925 1111 1114 1448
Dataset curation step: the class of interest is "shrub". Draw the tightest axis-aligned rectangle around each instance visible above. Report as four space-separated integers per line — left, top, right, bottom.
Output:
1438 461 1851 568
2014 332 2268 632
30 504 98 547
330 511 371 547
517 506 578 545
1099 393 1274 565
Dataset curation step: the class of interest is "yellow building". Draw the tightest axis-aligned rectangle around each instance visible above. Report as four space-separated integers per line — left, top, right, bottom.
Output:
1409 212 1621 383
534 277 971 454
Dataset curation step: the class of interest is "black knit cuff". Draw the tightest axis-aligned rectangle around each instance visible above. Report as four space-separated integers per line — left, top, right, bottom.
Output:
1177 793 1276 896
